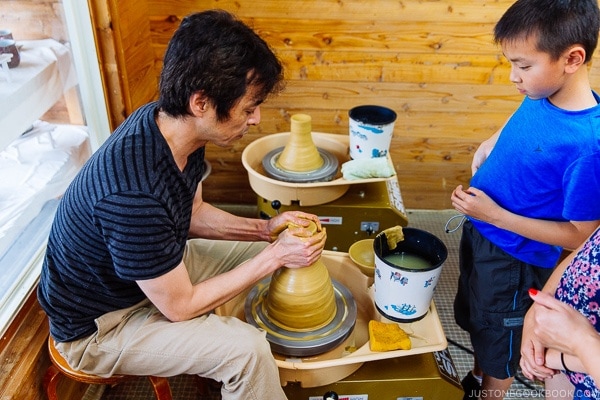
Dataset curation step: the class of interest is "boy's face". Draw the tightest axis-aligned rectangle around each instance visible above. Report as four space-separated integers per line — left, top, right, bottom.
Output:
501 35 567 100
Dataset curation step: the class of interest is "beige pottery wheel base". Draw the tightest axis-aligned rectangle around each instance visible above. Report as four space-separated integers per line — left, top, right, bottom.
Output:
242 132 397 206
216 251 448 388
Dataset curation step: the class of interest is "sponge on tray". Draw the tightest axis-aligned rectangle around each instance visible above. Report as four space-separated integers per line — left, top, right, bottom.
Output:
368 320 412 352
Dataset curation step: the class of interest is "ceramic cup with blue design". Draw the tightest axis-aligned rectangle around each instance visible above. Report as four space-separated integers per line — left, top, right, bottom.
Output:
373 227 447 322
348 105 396 160
0 38 19 68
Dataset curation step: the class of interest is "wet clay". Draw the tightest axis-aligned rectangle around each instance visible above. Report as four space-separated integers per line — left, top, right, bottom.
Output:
265 220 337 331
275 114 325 172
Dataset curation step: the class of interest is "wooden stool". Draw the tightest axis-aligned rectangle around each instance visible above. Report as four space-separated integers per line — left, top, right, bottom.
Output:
43 336 181 399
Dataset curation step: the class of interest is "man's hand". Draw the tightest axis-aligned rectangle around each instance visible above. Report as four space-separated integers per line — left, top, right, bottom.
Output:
266 211 322 242
265 211 327 269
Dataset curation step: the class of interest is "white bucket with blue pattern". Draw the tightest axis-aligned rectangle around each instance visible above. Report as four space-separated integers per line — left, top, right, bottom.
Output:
373 227 447 322
348 105 396 160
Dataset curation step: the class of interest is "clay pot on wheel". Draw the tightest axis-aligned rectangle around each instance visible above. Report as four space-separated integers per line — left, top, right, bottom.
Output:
265 220 337 331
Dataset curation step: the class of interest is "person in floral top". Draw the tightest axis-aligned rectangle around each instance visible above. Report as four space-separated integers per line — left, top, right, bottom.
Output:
522 226 600 399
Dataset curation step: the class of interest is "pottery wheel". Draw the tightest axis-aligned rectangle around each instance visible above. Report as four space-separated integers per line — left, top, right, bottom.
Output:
244 277 357 357
262 146 339 183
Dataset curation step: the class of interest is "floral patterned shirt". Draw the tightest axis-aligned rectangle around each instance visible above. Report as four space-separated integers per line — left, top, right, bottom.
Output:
555 227 600 399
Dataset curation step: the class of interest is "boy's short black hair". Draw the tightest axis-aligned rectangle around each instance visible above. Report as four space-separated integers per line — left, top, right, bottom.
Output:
158 10 284 121
494 0 600 62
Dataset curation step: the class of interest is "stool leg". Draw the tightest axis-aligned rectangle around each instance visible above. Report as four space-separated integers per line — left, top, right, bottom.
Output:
147 376 172 400
43 365 61 400
195 376 210 395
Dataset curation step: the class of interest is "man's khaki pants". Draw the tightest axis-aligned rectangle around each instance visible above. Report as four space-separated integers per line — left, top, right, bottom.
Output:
56 239 287 400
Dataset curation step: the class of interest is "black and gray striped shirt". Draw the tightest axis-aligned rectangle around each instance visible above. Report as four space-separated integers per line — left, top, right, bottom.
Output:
38 102 205 342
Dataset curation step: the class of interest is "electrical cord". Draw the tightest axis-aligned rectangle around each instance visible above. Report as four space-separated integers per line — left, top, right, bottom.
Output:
445 214 467 233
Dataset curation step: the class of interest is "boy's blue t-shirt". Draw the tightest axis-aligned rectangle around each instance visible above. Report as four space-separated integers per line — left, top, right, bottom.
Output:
470 94 600 268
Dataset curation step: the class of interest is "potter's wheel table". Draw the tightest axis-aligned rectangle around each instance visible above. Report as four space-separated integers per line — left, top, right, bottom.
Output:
244 277 357 357
216 250 448 388
242 132 399 206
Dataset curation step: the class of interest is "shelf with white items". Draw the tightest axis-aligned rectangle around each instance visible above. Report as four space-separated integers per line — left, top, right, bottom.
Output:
0 38 83 151
0 38 90 338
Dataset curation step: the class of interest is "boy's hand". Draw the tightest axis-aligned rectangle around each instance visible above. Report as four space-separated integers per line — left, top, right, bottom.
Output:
451 185 502 225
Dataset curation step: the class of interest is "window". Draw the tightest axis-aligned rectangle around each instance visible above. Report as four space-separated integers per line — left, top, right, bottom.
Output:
0 0 110 337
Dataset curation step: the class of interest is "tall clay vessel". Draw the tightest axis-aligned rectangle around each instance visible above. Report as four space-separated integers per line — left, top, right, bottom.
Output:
275 114 324 172
264 220 337 331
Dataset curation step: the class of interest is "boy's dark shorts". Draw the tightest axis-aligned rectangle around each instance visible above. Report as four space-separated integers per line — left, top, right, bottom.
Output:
454 221 553 379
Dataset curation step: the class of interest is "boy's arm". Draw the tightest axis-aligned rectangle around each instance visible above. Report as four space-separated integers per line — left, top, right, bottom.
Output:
451 185 599 250
471 120 507 175
486 207 598 251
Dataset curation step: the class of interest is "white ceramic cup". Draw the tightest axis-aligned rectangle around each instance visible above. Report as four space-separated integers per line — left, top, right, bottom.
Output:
0 29 13 40
348 105 397 160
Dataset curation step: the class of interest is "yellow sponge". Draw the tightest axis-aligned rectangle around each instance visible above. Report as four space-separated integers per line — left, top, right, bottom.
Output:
382 225 404 250
368 320 412 352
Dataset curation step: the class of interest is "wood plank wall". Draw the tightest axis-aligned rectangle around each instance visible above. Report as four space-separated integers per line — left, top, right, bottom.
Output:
3 1 600 396
93 0 600 209
7 0 600 209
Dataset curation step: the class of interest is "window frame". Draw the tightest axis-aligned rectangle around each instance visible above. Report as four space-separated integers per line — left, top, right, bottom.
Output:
0 0 110 338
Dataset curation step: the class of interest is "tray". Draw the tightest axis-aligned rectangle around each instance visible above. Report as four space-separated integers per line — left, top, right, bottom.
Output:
216 250 448 387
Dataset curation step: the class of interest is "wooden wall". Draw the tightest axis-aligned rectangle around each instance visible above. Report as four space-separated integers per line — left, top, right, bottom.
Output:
3 2 600 397
1 0 68 40
92 0 600 209
7 0 600 209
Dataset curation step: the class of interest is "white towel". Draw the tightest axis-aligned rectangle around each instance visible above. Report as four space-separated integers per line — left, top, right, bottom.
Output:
341 157 396 180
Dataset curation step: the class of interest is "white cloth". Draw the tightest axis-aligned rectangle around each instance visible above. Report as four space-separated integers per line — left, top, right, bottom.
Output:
0 39 77 149
341 157 396 180
0 121 90 258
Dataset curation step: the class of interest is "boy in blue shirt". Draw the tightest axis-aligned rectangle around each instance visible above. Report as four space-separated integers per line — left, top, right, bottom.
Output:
451 0 600 398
